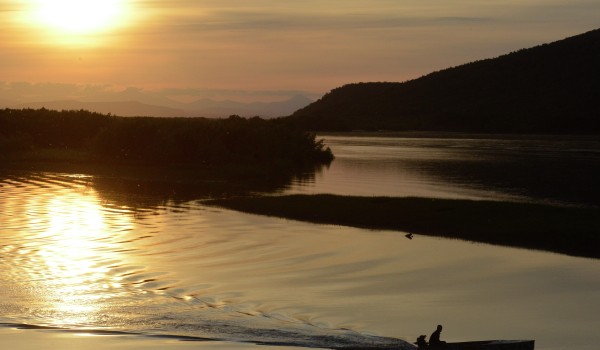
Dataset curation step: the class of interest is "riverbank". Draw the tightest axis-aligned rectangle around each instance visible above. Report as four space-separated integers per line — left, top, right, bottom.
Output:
204 194 600 259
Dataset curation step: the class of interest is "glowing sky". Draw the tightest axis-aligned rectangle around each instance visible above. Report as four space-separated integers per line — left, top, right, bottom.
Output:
1 0 599 100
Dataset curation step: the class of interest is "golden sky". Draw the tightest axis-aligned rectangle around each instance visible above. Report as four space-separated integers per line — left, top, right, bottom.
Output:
1 0 599 101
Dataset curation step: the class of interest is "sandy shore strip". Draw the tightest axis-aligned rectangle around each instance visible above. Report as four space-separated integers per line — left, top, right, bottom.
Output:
0 327 313 350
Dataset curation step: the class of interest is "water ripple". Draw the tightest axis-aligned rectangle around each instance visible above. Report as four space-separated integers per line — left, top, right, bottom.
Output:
0 171 414 349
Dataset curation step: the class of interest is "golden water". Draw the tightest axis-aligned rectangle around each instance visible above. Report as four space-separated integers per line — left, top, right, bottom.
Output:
1 134 599 349
1 171 598 350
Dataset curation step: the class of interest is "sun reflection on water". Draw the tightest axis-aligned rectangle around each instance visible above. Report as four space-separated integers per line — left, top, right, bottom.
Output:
23 184 134 327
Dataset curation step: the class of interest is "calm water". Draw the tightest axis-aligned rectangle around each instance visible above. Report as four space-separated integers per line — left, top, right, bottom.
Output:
287 134 600 206
1 135 599 350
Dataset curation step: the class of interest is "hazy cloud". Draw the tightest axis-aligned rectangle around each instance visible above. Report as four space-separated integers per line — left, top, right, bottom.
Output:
1 0 599 96
0 81 319 105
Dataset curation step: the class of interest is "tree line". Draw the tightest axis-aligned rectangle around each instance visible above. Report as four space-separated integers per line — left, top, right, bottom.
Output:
0 108 333 168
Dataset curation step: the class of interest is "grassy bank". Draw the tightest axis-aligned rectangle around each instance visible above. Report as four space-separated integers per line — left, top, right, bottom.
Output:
204 194 600 259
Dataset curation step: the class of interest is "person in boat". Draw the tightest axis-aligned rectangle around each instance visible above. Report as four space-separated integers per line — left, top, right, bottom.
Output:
415 335 428 349
429 324 446 347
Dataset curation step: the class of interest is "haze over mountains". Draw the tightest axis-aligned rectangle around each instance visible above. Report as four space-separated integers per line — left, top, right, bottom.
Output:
2 93 314 118
287 28 600 134
4 28 599 132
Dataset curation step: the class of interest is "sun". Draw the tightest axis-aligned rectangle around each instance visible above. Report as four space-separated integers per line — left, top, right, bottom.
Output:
26 0 131 43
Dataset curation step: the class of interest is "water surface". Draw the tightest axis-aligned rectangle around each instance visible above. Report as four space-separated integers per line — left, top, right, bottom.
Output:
1 134 599 350
287 134 600 206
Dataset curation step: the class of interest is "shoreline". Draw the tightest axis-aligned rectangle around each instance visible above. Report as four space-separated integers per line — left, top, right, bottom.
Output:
3 160 597 260
318 131 600 140
203 194 600 259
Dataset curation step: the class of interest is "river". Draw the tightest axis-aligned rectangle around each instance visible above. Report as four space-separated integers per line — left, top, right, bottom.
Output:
0 133 599 350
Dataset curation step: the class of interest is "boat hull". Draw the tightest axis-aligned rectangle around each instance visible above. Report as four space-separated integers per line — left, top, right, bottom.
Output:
431 340 534 350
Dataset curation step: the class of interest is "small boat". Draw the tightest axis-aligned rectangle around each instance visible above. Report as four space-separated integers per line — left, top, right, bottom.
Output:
424 340 535 350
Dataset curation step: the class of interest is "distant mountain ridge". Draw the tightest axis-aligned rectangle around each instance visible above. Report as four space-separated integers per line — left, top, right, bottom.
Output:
185 95 313 118
287 28 600 133
7 95 314 118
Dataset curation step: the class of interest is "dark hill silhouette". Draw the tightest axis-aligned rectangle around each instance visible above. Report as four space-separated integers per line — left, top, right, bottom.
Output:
286 28 600 133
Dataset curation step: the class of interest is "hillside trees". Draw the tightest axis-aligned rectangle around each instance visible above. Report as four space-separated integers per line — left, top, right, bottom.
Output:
286 28 600 133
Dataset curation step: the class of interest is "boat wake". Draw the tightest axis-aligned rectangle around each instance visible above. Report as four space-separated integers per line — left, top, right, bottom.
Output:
0 321 414 350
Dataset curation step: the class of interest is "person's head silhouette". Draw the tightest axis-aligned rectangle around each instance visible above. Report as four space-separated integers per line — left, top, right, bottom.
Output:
430 324 445 346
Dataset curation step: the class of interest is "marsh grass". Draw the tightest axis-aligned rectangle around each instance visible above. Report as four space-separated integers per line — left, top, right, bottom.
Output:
205 194 600 259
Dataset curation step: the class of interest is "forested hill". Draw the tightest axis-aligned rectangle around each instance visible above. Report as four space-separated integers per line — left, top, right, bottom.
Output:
287 28 600 134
